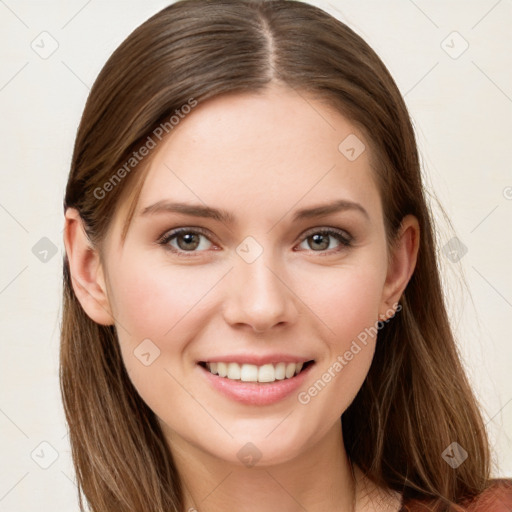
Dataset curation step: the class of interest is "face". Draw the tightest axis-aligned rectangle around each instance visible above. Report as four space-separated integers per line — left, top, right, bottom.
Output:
98 83 399 466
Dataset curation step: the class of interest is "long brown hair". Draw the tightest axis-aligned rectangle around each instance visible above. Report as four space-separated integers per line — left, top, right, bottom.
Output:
61 1 493 510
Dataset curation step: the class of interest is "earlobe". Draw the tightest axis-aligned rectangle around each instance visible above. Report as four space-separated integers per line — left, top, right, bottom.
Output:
379 214 420 319
63 208 115 326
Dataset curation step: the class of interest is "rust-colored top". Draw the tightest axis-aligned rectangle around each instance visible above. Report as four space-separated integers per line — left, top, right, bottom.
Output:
399 479 512 511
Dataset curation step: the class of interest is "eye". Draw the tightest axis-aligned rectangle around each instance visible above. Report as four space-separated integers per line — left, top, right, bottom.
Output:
296 228 353 254
157 228 215 257
157 226 354 258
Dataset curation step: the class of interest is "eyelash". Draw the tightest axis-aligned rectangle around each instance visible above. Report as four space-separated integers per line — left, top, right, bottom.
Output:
157 227 354 258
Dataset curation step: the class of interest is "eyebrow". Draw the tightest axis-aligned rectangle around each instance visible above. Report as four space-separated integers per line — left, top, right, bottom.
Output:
139 198 370 223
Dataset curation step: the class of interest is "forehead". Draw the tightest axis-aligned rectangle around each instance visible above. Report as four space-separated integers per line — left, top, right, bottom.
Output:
116 84 381 239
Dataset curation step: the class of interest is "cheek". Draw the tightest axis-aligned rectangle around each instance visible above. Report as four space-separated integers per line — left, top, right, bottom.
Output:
295 263 385 409
107 258 207 412
303 259 386 342
108 256 229 386
109 243 386 385
109 257 217 340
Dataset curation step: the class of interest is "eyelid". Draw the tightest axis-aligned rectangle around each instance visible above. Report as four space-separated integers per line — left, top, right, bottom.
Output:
157 225 354 256
299 226 353 243
157 226 215 244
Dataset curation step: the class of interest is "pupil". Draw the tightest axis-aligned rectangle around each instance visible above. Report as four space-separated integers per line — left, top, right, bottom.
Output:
179 233 199 250
311 234 328 250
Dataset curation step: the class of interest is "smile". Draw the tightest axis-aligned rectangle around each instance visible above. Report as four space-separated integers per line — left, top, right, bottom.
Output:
199 361 314 383
198 359 316 406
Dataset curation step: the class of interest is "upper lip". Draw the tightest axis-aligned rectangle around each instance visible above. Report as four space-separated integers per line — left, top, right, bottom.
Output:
198 354 315 366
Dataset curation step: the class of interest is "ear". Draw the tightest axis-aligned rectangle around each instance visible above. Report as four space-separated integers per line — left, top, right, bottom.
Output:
63 207 114 326
379 214 420 319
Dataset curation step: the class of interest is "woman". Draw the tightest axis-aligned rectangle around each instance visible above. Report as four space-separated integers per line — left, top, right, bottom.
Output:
60 0 512 511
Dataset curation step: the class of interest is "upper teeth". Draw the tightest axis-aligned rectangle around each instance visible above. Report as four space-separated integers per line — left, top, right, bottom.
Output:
206 362 304 383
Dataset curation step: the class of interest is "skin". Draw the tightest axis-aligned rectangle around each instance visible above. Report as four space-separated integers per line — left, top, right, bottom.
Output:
64 83 420 512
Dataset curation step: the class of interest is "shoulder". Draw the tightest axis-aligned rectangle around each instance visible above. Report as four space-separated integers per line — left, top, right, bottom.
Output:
400 479 512 512
464 479 512 511
400 478 512 512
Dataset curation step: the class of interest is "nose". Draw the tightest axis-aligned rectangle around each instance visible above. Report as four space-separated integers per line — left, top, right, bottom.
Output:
222 251 299 334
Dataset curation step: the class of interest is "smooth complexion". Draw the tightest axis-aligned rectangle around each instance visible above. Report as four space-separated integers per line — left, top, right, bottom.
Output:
64 83 419 512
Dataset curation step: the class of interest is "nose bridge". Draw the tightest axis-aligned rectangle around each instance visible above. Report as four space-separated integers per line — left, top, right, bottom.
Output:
223 236 297 331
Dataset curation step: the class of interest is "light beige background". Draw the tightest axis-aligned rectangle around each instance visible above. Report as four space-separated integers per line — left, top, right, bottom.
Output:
1 0 511 510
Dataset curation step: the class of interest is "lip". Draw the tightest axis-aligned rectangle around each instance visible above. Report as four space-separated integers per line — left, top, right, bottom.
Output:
198 360 315 406
197 353 313 366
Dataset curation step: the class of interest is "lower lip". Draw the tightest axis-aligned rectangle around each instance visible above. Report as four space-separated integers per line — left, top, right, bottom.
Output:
198 362 314 406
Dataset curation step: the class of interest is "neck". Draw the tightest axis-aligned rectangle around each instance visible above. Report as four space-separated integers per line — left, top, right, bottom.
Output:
165 419 359 512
